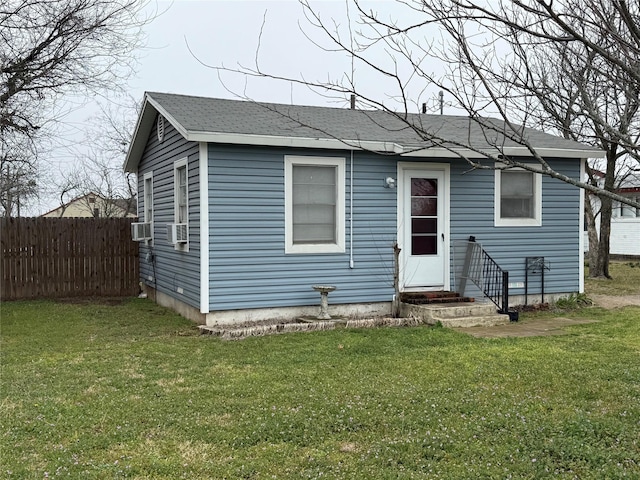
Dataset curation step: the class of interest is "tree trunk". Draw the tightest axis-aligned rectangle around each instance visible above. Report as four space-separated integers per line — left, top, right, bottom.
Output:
589 195 612 278
584 192 599 267
588 148 617 279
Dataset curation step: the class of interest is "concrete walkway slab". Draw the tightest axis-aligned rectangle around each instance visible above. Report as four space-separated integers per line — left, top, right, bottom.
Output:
454 317 598 338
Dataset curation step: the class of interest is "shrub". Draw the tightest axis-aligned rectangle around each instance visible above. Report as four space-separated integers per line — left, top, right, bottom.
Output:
554 292 593 310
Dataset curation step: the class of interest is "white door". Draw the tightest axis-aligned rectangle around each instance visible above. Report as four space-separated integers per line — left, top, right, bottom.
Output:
398 165 449 290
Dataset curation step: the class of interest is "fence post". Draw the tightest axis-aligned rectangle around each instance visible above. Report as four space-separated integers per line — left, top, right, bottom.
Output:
501 270 509 314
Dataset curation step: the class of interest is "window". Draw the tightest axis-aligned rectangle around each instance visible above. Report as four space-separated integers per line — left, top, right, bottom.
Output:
285 156 345 254
173 158 188 250
174 158 188 224
619 196 640 217
143 172 153 223
495 167 542 226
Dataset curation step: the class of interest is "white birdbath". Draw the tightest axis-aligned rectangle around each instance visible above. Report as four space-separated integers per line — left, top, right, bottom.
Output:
312 285 336 320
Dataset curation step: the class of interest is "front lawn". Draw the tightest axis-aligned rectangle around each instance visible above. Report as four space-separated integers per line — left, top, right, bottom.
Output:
586 260 640 295
1 299 639 479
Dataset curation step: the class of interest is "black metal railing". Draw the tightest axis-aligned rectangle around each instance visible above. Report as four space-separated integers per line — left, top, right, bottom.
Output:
458 236 510 315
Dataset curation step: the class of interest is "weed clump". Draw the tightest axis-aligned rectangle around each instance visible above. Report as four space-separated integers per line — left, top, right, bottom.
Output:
554 292 593 311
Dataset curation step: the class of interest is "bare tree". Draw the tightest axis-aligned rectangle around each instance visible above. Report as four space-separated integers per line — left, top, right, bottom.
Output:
55 94 138 217
206 0 639 279
71 155 136 218
1 0 149 138
431 0 639 278
208 1 638 203
0 0 151 214
0 139 38 216
449 0 639 278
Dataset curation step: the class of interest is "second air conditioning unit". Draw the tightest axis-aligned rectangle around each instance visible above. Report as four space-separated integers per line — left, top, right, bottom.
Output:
167 223 188 244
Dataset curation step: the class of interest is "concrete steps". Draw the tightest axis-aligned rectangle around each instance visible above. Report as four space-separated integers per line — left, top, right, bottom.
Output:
400 301 510 328
399 291 475 305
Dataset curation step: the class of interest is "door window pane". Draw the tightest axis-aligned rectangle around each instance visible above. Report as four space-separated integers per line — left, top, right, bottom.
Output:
410 177 438 255
412 218 437 234
412 235 437 255
411 178 437 196
411 198 437 216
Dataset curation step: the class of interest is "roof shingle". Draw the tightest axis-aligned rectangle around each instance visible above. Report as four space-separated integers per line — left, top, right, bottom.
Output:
147 91 595 152
124 91 602 172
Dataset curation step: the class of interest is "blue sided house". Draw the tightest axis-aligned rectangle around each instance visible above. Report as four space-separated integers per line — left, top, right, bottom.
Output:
124 92 601 325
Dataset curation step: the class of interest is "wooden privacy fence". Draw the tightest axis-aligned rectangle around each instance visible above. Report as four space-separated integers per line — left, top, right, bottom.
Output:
1 217 139 300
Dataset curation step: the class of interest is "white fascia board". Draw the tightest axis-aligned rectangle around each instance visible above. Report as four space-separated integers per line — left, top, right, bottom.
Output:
401 148 476 158
185 131 601 159
124 94 194 173
186 131 405 154
402 146 605 159
123 97 155 173
504 147 605 158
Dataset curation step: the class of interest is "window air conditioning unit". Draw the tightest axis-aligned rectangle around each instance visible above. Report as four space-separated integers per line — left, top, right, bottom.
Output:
131 222 152 241
167 223 188 244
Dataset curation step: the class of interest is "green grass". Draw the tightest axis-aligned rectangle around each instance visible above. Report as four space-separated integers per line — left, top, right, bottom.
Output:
586 260 640 295
2 299 639 478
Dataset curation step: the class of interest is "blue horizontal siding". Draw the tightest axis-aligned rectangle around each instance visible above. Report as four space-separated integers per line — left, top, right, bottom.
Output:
206 146 582 311
450 158 582 295
208 146 398 310
137 124 582 314
137 120 201 309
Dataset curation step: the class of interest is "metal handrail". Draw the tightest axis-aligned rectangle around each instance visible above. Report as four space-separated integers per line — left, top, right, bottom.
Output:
458 236 509 314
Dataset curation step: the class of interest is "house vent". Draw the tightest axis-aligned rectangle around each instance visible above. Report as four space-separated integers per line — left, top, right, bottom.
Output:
157 115 165 143
167 223 188 244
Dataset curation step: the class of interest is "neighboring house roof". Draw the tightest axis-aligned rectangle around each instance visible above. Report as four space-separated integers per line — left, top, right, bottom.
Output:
125 91 603 172
588 169 640 194
619 172 640 192
41 192 136 218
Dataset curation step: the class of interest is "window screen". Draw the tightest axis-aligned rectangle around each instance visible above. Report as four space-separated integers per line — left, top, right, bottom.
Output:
144 175 153 223
292 165 336 244
501 170 534 218
176 165 187 223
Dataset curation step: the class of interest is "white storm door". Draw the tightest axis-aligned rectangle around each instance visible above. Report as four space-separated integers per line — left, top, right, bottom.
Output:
399 166 448 290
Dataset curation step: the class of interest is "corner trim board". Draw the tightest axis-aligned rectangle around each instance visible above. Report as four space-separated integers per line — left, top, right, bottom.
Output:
199 142 210 313
579 158 585 294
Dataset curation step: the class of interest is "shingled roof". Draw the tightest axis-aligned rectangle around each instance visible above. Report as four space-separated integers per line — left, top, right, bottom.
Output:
124 92 602 172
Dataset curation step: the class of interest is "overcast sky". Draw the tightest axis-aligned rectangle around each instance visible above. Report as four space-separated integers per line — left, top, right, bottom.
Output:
37 0 446 214
133 0 351 104
129 0 446 107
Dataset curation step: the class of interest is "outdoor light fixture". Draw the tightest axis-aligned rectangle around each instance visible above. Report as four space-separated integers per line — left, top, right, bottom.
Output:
384 177 396 188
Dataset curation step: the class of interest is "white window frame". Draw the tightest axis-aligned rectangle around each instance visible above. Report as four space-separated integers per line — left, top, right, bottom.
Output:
494 165 542 227
285 155 345 254
173 157 188 251
143 172 153 223
142 172 154 242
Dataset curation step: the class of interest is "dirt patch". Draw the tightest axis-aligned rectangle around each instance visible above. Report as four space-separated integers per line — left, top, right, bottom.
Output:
54 297 130 306
589 294 640 309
